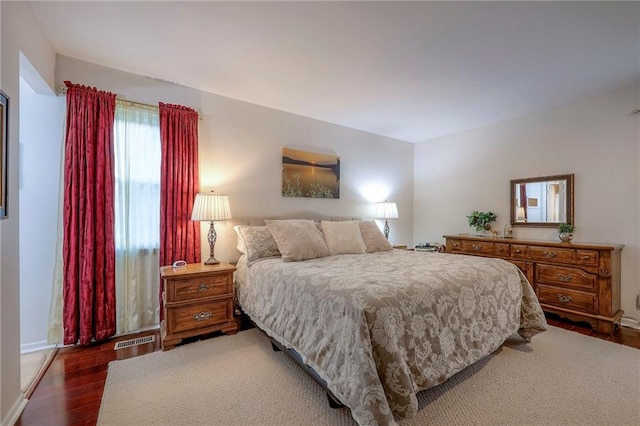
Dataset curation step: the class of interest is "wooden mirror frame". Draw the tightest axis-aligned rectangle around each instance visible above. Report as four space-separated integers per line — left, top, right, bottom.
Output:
510 174 574 227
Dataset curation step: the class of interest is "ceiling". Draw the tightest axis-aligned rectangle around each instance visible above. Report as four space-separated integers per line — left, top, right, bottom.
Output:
29 1 639 143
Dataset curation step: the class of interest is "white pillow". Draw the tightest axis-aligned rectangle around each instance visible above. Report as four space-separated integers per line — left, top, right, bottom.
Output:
358 220 393 253
265 219 330 262
321 221 367 255
234 225 247 253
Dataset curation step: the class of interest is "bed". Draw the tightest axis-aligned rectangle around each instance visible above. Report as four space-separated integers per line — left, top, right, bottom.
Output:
233 219 548 426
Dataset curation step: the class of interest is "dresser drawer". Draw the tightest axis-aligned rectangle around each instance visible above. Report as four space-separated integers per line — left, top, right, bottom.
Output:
510 244 527 258
509 260 531 277
461 240 493 255
576 250 599 266
538 285 598 314
447 239 462 252
530 246 574 263
494 243 510 257
535 264 597 291
166 274 231 303
166 299 232 334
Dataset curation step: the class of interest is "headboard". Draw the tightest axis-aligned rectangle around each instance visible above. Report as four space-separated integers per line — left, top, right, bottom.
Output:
217 212 361 264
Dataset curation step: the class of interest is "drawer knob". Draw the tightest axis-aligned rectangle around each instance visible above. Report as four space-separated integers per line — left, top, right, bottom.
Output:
453 243 459 248
515 249 521 253
582 255 590 260
544 251 557 258
557 294 573 303
472 244 482 251
193 311 212 321
556 273 573 282
198 283 208 291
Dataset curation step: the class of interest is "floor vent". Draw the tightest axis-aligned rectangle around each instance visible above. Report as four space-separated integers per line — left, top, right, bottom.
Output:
114 335 156 350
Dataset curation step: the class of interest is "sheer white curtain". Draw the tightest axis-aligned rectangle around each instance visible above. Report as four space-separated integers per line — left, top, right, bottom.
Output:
114 100 161 334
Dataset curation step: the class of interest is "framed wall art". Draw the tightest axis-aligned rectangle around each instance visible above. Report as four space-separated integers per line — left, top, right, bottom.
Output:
282 147 340 199
0 90 8 219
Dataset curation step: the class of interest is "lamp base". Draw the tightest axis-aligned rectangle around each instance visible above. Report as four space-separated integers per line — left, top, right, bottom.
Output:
204 256 220 265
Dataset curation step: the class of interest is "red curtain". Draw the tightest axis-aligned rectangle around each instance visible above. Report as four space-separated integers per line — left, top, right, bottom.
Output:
62 81 117 345
159 103 201 313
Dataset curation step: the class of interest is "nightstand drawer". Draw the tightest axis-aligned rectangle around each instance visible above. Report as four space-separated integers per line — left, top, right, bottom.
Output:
538 285 598 314
167 274 231 303
166 299 232 334
536 264 597 291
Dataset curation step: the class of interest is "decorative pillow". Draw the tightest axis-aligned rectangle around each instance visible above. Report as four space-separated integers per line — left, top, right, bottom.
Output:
358 220 393 253
265 219 330 262
234 225 281 265
321 221 367 255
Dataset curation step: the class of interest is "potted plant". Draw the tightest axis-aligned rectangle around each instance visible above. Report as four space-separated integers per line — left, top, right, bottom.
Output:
467 211 497 235
557 223 575 242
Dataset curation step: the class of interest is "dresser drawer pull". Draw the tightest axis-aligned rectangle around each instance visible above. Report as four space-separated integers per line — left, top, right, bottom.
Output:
556 273 573 282
472 244 482 251
515 249 522 253
193 311 212 321
453 243 459 248
556 294 573 303
582 255 590 260
198 283 208 291
543 251 557 258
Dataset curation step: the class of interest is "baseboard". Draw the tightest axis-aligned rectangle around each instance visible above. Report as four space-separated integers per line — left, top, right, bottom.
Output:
20 340 56 354
1 395 28 426
620 316 640 330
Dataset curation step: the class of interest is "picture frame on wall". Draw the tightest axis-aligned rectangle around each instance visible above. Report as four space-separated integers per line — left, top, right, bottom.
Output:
0 90 8 219
282 147 340 199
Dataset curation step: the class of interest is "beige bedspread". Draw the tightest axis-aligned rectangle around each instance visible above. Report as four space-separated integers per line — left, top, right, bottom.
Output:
235 250 547 425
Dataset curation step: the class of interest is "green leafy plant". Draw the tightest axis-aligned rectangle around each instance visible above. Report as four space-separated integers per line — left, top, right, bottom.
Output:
557 223 575 233
467 211 497 231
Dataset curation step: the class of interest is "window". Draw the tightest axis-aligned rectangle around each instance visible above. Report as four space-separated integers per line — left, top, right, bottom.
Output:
113 100 161 334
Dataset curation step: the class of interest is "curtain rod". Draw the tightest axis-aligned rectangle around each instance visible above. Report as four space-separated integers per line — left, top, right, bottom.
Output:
56 85 203 120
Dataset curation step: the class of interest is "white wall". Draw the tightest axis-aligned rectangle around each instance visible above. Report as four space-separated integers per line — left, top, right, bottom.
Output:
414 85 640 317
18 76 64 353
0 1 56 423
55 55 415 263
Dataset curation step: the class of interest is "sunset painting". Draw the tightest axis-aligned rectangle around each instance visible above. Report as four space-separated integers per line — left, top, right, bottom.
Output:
282 148 340 199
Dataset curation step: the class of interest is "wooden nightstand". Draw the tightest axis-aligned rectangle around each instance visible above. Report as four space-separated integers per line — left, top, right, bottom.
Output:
160 262 237 350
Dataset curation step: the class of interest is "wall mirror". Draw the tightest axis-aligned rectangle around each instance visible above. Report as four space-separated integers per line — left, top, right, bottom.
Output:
510 174 574 227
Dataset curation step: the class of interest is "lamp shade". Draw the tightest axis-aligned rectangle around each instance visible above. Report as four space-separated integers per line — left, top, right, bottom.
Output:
375 201 399 219
191 192 232 221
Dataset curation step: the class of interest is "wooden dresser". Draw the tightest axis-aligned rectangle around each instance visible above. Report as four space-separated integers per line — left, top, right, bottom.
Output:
443 234 624 334
160 262 237 350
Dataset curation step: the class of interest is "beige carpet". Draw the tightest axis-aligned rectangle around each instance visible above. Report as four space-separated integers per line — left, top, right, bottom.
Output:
20 349 53 394
98 326 640 426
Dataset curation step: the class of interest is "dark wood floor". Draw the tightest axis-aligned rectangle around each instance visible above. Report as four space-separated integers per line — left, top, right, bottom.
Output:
17 316 640 426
